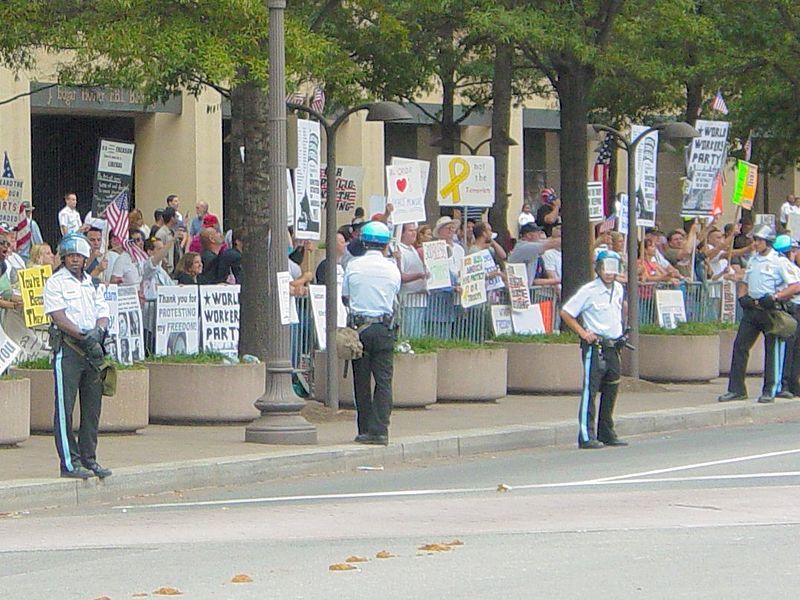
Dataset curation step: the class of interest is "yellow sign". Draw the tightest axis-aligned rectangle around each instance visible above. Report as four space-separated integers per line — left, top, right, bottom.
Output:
439 157 471 204
436 155 495 207
19 265 52 328
731 160 758 211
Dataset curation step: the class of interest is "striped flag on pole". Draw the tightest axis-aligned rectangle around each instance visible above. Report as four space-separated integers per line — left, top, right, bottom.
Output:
711 90 729 115
593 133 613 216
743 132 753 161
104 188 130 243
286 91 305 105
310 86 326 114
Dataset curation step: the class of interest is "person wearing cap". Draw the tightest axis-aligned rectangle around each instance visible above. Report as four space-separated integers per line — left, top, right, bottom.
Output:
189 213 222 253
719 225 800 404
535 188 561 237
17 200 43 261
773 235 800 397
560 249 628 449
343 221 401 446
507 222 561 286
43 232 112 479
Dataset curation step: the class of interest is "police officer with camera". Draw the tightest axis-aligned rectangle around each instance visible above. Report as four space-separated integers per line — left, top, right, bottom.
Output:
560 250 628 449
43 232 112 479
719 225 800 404
342 221 401 446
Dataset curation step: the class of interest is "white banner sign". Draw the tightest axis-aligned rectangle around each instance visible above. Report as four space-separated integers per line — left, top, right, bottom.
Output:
277 271 300 326
437 155 495 207
506 263 531 311
295 119 322 240
155 285 200 356
682 120 729 216
3 310 49 363
511 304 546 335
631 124 658 228
588 181 604 222
490 305 513 337
460 254 487 308
656 289 687 329
422 240 451 290
0 323 22 374
391 157 431 199
308 284 327 351
321 165 364 214
0 176 24 229
386 162 426 224
200 285 240 358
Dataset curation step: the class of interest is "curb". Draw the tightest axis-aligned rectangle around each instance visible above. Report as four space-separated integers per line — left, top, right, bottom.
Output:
2 399 800 512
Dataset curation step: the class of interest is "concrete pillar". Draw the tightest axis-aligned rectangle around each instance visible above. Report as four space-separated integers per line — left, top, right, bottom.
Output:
0 68 32 196
134 88 223 226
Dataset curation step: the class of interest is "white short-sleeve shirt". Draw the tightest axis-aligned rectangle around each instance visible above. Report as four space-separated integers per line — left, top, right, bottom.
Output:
561 278 624 339
343 250 401 316
44 268 110 332
58 206 82 234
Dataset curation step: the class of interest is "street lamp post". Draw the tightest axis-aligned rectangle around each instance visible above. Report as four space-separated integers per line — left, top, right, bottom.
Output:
288 101 412 411
591 122 699 379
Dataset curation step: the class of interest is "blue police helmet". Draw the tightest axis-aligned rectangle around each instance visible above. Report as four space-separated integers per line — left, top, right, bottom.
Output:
774 234 793 254
360 221 392 247
58 232 92 259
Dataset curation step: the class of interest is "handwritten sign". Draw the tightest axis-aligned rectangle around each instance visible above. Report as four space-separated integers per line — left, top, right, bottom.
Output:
277 271 300 325
0 323 21 375
587 181 604 222
731 160 758 210
155 286 200 356
632 124 658 227
460 254 487 308
295 119 322 240
386 162 426 224
437 155 495 207
490 305 513 337
391 157 430 199
682 120 729 216
506 263 531 311
2 310 49 363
0 176 24 229
92 139 135 215
422 240 451 290
475 249 504 291
18 265 52 328
320 165 364 213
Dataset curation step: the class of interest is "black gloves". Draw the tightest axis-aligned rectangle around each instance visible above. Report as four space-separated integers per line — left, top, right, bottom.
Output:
83 326 107 348
759 294 776 310
81 326 107 371
738 296 757 310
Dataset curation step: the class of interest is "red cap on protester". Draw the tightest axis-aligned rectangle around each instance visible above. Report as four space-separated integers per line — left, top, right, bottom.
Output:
202 214 219 228
370 213 385 222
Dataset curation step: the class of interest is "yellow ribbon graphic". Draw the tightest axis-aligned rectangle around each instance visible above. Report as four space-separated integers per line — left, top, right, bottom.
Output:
439 157 471 204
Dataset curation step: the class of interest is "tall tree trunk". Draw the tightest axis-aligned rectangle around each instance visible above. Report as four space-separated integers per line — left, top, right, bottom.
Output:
440 75 458 155
685 79 703 126
554 66 594 301
489 41 513 246
231 80 272 359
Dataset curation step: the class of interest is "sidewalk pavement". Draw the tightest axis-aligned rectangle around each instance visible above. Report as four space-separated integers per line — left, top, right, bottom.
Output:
2 377 800 512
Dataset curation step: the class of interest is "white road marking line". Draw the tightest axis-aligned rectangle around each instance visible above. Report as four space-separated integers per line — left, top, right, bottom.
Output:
113 471 800 511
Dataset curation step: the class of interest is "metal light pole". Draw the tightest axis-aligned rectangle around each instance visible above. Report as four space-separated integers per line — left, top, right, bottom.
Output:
245 0 317 444
288 101 412 410
591 122 699 379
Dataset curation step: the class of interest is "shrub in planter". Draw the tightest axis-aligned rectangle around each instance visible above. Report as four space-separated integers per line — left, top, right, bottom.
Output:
12 358 149 433
0 375 30 446
146 353 265 423
410 337 507 402
637 322 720 382
713 322 764 375
492 333 582 394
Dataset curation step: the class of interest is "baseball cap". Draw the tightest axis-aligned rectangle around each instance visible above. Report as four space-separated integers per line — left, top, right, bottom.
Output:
202 213 220 228
21 200 34 210
519 223 543 236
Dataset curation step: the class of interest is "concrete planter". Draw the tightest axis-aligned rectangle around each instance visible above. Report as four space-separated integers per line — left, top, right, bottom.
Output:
494 341 582 394
148 362 264 423
435 347 507 402
0 378 30 446
13 367 149 433
312 351 356 407
639 334 719 382
718 329 764 375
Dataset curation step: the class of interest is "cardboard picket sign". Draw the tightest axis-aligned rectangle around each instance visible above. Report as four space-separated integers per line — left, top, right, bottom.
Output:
437 155 495 207
386 162 426 224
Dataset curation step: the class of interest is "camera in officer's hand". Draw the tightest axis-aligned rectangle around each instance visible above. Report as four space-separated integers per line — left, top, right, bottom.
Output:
738 296 757 310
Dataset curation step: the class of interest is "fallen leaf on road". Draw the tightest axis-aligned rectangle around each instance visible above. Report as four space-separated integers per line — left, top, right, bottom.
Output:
153 587 183 596
418 544 451 552
345 556 368 563
496 483 511 492
329 563 357 571
375 551 395 559
445 540 464 546
231 574 253 583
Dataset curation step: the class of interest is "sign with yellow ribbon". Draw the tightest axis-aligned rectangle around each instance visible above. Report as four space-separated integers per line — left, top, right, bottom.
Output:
436 155 495 207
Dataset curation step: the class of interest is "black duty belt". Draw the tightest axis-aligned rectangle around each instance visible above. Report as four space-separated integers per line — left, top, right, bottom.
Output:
350 313 392 328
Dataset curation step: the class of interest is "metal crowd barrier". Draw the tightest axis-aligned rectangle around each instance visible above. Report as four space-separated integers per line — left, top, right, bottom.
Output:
396 291 487 344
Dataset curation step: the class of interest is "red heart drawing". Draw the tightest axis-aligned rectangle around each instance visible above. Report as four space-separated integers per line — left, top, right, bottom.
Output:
396 178 408 193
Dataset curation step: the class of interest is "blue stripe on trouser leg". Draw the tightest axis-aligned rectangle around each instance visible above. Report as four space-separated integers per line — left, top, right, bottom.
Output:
579 346 592 443
54 349 73 472
773 340 786 397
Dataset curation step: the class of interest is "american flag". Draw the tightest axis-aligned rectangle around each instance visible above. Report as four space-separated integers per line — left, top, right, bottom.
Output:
743 132 753 161
286 91 305 105
598 214 617 234
123 237 148 263
104 188 130 244
310 86 326 114
593 133 613 216
711 90 729 115
2 153 30 251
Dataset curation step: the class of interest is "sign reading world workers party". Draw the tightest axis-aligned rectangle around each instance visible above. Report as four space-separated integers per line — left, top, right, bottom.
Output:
437 155 495 207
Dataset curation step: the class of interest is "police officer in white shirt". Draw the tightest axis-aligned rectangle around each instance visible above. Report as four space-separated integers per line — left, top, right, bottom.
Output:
719 225 800 404
43 233 112 479
560 250 628 449
343 221 401 446
771 235 800 397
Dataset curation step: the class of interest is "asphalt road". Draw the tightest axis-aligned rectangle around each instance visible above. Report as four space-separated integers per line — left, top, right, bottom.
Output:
3 422 800 599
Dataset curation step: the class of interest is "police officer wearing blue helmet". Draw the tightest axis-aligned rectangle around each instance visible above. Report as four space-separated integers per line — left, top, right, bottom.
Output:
560 250 628 449
343 221 401 445
43 232 112 479
719 225 800 403
773 234 800 397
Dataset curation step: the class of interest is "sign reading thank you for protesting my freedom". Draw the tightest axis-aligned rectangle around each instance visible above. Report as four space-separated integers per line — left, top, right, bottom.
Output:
92 139 135 215
200 285 240 359
156 286 200 356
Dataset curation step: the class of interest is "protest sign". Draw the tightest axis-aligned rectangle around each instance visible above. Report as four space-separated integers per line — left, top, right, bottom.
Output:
155 285 200 356
336 270 348 328
0 175 24 229
368 195 386 219
115 285 144 364
632 124 658 227
587 181 604 222
391 157 431 199
511 304 546 335
788 214 800 242
682 120 729 216
720 280 737 324
656 289 687 329
460 254 487 308
731 160 758 210
104 284 119 361
18 265 52 328
754 213 776 228
422 240 451 290
2 310 49 363
287 169 295 227
200 285 240 359
475 249 504 291
308 284 327 351
616 193 629 235
437 155 495 207
277 271 300 325
321 164 364 213
490 305 513 337
386 161 426 224
506 263 531 311
92 139 134 215
0 323 21 374
295 119 322 240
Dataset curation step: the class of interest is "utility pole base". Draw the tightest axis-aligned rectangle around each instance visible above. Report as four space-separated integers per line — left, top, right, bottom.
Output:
245 413 318 445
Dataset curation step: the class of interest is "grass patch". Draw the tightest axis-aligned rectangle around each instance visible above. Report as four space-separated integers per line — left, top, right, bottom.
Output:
15 357 51 370
493 332 579 344
640 321 721 336
145 352 228 365
0 373 24 381
408 337 485 353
